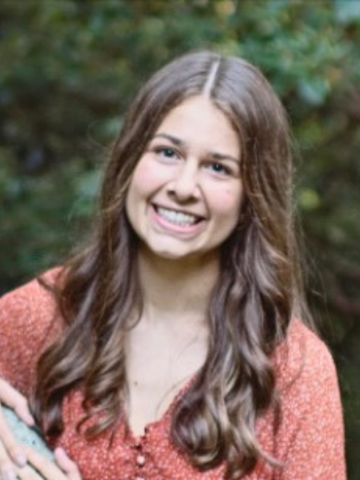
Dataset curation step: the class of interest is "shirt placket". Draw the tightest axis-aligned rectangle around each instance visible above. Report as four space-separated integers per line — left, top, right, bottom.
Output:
132 427 149 480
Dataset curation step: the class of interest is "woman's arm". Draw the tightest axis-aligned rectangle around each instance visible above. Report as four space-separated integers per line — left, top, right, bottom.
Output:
276 324 346 479
0 271 68 479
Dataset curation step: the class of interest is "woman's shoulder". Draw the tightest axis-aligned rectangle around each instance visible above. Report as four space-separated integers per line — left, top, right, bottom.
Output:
1 266 62 307
0 266 64 333
274 319 338 395
269 323 345 477
0 267 65 393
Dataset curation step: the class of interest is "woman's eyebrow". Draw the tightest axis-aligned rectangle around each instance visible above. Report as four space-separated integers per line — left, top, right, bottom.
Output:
151 133 240 164
209 152 240 164
151 133 185 147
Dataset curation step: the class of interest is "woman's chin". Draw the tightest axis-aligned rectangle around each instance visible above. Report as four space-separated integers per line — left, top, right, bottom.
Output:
139 242 221 265
145 248 194 261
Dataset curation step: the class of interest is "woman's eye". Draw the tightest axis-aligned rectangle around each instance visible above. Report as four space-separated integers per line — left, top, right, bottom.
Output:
155 147 178 159
205 162 231 176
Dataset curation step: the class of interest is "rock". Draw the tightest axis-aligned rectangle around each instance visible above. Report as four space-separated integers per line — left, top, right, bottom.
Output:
2 406 54 477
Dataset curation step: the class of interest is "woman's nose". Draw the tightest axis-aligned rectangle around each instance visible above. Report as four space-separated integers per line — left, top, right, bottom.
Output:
168 161 200 202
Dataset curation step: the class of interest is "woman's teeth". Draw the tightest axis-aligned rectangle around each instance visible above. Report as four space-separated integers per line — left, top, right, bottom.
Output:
157 207 198 226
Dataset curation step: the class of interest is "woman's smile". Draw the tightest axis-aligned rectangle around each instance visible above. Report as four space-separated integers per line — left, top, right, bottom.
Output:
155 206 200 226
151 204 206 235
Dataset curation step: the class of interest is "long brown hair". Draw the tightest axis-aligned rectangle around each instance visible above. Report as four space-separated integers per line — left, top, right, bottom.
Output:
32 51 308 478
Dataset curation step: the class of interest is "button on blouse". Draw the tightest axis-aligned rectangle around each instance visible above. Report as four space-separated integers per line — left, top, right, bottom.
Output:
136 454 146 466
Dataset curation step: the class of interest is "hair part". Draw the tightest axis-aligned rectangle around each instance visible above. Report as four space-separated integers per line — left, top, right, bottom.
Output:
32 50 309 478
202 59 220 96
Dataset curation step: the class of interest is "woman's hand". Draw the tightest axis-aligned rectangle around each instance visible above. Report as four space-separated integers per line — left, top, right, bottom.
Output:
0 378 34 479
14 447 82 480
0 379 82 479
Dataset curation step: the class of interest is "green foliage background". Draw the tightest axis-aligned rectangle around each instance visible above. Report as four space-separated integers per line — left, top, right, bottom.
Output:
0 0 359 476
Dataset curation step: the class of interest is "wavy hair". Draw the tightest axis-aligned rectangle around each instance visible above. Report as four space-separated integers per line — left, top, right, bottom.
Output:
32 51 308 478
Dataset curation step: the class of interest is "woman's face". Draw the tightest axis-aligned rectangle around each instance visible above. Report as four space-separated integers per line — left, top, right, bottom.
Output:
126 95 243 262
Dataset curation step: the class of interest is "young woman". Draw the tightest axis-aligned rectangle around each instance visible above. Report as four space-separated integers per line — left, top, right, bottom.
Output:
0 51 345 479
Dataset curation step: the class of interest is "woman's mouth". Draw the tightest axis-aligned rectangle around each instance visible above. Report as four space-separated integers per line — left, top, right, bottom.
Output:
151 205 205 232
156 206 200 226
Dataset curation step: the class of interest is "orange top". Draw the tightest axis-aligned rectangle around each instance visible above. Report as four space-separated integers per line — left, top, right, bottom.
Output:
0 270 346 479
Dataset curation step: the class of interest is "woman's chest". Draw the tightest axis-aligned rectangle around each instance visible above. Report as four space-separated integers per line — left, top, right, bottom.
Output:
58 416 273 480
58 394 223 479
124 323 208 437
57 392 276 480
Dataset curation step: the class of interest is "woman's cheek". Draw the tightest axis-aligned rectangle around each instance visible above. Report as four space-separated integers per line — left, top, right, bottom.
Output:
132 155 174 193
211 184 243 218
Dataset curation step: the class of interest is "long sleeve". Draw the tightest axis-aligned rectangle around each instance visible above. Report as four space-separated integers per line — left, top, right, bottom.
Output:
273 321 346 479
0 270 63 396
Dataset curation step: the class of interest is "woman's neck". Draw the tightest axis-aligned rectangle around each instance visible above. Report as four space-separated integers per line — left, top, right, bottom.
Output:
137 247 220 327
